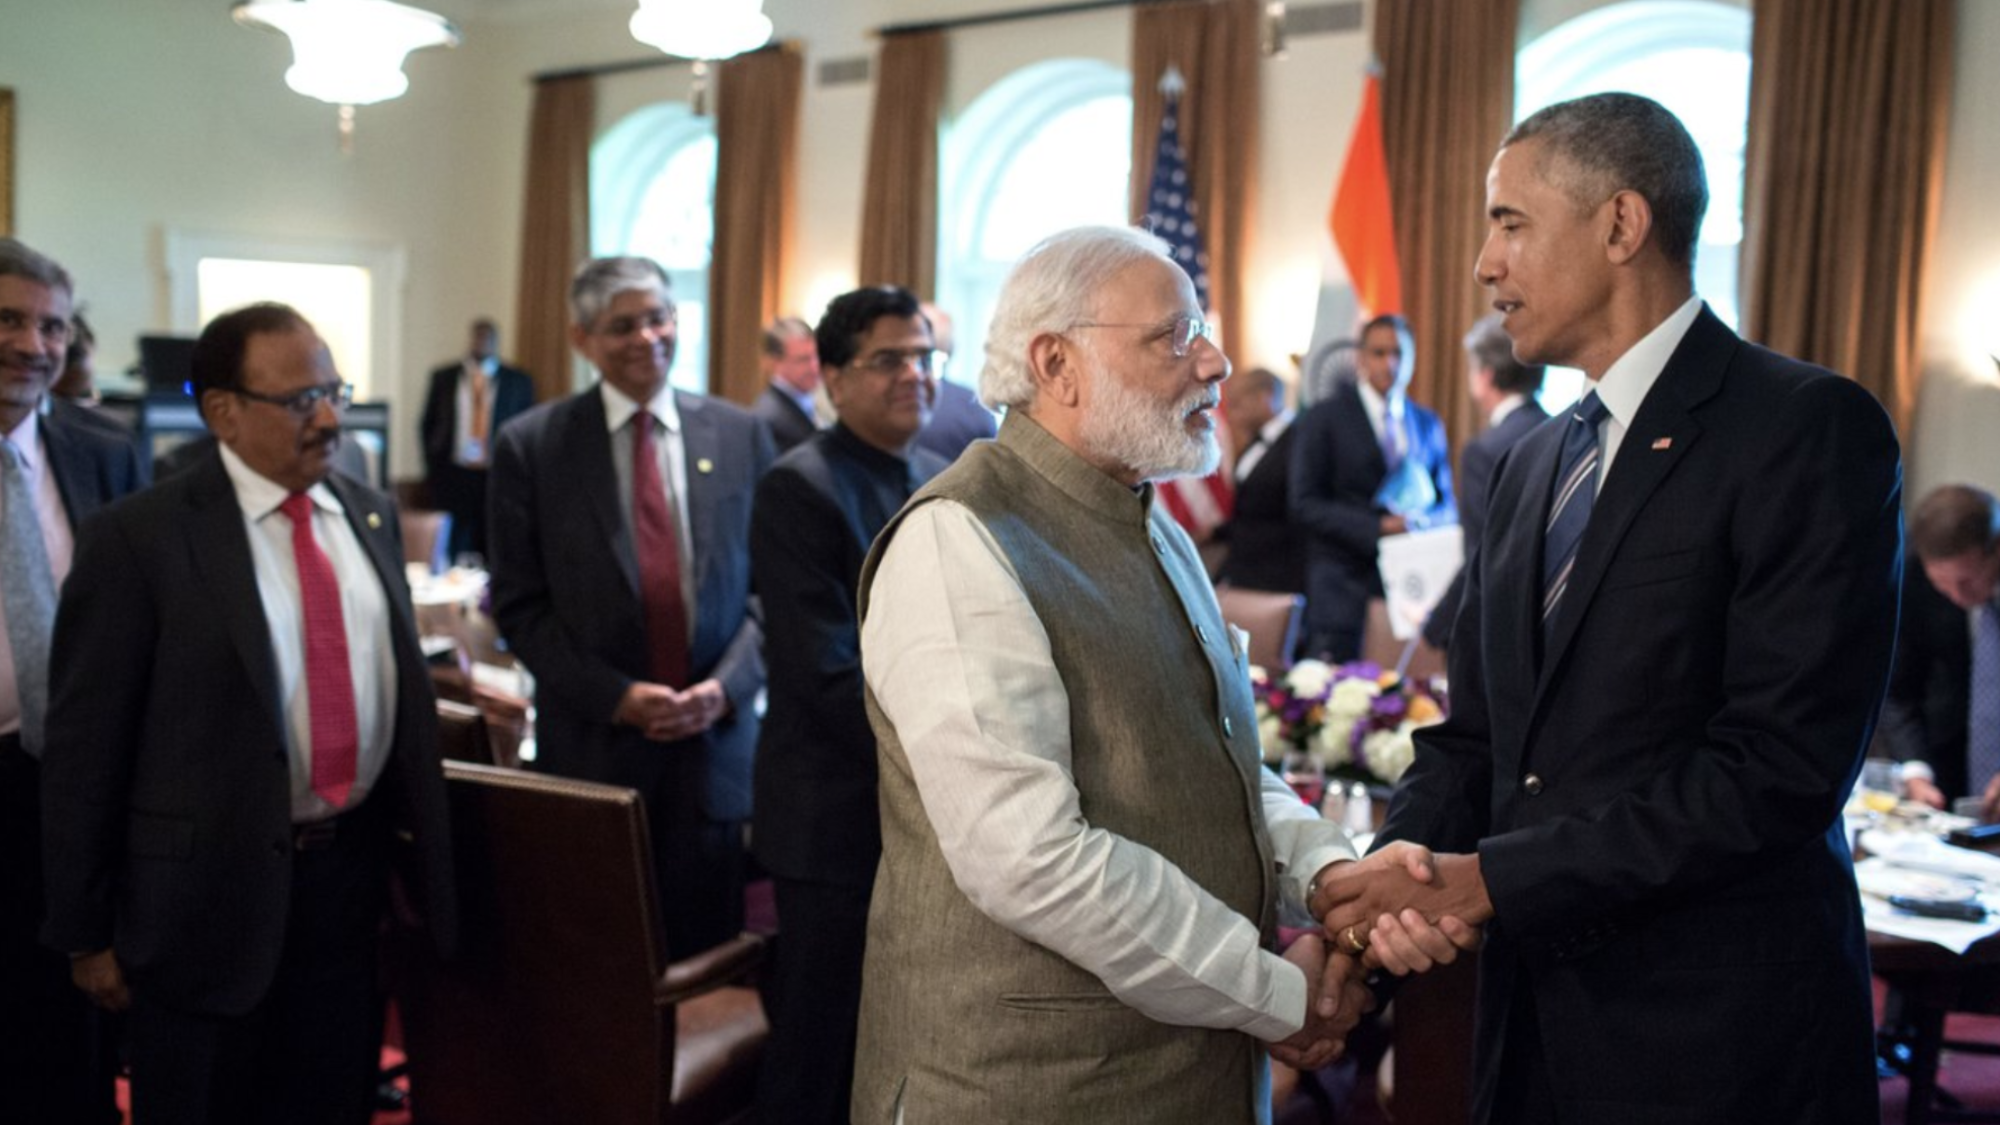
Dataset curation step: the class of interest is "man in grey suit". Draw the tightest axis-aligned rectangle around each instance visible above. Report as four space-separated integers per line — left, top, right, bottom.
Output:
1423 313 1547 651
490 256 775 957
42 302 455 1125
0 238 144 1125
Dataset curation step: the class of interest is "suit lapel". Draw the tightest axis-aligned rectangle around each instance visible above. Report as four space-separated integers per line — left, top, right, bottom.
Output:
40 413 101 527
326 474 414 664
568 391 639 595
182 450 288 742
676 391 718 592
1336 383 1390 478
1535 309 1732 695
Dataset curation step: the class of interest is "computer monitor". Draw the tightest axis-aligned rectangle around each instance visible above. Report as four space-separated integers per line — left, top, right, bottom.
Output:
137 335 197 396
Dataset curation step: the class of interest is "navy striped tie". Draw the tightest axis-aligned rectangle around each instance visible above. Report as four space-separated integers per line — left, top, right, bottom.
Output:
1542 393 1609 638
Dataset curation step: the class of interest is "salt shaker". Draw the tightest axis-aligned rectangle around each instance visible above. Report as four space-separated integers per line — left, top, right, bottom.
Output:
1343 781 1373 835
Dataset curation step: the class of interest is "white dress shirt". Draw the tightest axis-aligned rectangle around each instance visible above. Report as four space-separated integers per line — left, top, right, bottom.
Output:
0 410 73 737
862 499 1356 1043
1585 294 1703 484
1234 410 1294 482
600 380 696 635
221 445 396 823
1356 379 1405 460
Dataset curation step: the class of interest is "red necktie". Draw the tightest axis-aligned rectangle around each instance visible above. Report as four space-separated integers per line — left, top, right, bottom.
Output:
281 492 358 808
632 415 690 687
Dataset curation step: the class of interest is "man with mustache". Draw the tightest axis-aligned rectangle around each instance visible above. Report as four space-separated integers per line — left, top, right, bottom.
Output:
489 256 775 957
41 302 456 1124
850 226 1420 1123
0 238 144 1125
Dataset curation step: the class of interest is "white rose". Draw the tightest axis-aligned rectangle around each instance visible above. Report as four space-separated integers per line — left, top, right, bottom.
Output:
1362 723 1419 784
1258 714 1286 764
1285 659 1336 700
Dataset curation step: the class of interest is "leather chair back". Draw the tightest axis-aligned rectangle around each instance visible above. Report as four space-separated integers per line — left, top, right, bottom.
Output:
1214 586 1305 671
402 762 766 1124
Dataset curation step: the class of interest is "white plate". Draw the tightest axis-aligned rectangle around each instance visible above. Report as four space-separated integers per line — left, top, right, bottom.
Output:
1855 865 1980 903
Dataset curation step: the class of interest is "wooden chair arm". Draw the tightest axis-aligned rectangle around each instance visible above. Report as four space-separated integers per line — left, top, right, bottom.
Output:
655 931 766 1006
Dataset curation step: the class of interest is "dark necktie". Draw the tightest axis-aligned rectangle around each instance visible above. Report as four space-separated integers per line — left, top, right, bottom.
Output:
1970 604 2000 791
632 415 690 688
1378 404 1402 473
1 439 56 757
1541 392 1609 638
280 492 357 808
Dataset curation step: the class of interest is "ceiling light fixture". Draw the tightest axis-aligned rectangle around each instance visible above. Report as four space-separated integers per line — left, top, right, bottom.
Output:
628 0 773 113
234 0 461 149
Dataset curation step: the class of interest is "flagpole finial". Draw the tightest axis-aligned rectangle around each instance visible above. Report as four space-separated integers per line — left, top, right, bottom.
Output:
1159 64 1186 96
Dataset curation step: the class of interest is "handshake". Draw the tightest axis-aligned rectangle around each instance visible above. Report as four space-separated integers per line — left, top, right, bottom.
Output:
1268 842 1492 1071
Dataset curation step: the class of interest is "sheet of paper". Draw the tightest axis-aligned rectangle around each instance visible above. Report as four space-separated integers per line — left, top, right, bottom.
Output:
1375 526 1463 641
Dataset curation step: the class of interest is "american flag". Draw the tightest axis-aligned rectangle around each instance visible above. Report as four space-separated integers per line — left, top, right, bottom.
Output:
1144 69 1233 540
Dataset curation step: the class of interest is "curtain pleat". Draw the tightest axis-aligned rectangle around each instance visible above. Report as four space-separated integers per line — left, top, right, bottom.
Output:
1130 0 1259 364
710 43 803 405
1374 0 1518 461
1741 0 1952 439
859 31 946 298
514 74 593 404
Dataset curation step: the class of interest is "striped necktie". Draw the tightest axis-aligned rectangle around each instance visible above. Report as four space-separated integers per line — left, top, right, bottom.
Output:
1541 392 1609 639
279 492 358 808
1970 603 2000 793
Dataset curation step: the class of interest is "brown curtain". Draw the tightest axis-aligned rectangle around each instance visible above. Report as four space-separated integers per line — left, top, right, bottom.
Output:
859 31 945 298
1130 0 1259 363
709 43 803 406
1374 0 1517 460
1740 0 1952 439
514 74 594 405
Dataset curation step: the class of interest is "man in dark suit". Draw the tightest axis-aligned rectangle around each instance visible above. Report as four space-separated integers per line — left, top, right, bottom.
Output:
420 317 533 560
1289 313 1455 660
1423 314 1547 651
1216 365 1305 593
41 302 456 1125
1883 484 2000 813
750 284 946 1124
750 316 822 453
1316 93 1899 1124
490 256 774 958
913 303 997 463
0 239 144 1125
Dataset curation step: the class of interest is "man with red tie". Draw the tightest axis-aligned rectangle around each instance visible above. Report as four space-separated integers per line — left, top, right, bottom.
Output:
489 256 775 958
40 303 456 1125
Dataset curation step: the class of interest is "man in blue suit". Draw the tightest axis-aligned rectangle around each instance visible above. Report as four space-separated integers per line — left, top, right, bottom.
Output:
1289 313 1454 660
489 256 775 957
1423 314 1547 651
1318 93 1898 1124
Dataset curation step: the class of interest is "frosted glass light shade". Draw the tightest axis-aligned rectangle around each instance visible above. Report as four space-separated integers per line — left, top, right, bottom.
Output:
629 0 773 61
234 0 460 106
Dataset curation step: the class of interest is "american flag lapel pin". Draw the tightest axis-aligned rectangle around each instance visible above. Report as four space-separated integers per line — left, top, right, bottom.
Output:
1651 437 1673 451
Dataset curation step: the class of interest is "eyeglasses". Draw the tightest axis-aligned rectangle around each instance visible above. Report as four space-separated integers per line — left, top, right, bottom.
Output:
849 348 940 377
1069 313 1218 359
594 307 676 338
232 382 354 417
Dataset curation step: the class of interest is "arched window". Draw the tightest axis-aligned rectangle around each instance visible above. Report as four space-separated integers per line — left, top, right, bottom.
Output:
1517 0 1751 410
593 102 716 394
939 59 1131 390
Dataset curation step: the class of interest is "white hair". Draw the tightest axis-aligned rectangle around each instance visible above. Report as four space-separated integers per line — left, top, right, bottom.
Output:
979 225 1174 411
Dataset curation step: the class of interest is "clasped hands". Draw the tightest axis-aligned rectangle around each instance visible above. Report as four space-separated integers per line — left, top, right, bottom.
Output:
1270 843 1491 1069
615 679 728 743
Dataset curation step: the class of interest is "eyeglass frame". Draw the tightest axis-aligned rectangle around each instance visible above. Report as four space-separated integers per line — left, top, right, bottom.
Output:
230 381 356 417
1066 313 1218 359
846 348 943 378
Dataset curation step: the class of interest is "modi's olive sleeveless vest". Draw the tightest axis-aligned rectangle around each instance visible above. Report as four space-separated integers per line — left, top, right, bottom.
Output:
852 412 1277 1124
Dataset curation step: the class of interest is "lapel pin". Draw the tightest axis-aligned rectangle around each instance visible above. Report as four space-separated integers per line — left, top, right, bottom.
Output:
1651 437 1673 451
366 512 382 529
696 458 715 474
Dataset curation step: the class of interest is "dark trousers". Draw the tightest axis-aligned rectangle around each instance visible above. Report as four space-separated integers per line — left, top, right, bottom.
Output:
755 874 874 1125
127 804 389 1125
430 463 490 561
1 734 119 1125
1491 981 1559 1125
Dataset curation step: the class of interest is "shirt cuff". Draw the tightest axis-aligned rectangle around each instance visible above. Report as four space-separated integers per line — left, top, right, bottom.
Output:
1246 952 1309 1042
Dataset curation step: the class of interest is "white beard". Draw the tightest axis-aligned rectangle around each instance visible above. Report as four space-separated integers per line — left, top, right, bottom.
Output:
1077 363 1220 483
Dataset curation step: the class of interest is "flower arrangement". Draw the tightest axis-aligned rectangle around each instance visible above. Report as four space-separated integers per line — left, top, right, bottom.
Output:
1250 659 1445 788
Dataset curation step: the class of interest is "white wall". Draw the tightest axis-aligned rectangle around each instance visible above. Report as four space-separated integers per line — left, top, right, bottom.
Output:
1 0 1991 490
